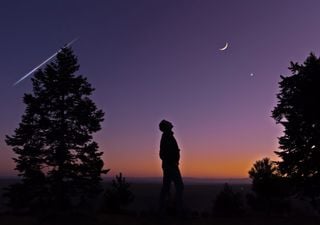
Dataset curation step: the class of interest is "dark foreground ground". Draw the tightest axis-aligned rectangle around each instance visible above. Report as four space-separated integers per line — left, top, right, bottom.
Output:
0 179 250 213
1 213 320 225
0 179 319 225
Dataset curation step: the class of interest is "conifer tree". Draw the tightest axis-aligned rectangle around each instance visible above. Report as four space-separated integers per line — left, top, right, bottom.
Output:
272 53 320 204
5 47 107 211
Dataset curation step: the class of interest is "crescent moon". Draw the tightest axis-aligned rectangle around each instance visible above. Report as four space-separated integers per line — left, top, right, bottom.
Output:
219 42 229 51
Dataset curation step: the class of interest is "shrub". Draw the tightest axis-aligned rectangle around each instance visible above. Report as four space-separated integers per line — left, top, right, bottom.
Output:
213 183 244 217
248 158 292 215
102 173 134 213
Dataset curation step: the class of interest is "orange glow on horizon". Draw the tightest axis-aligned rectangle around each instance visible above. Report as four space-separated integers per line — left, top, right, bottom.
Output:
103 148 278 179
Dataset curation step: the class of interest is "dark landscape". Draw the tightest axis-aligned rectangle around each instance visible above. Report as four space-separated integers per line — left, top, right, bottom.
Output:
0 178 250 212
1 179 320 225
2 1 320 224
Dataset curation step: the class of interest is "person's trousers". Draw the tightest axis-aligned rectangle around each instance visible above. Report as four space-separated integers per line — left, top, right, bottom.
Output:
159 164 184 211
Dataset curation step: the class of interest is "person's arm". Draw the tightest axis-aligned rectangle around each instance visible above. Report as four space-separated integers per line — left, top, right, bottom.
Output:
171 137 180 163
159 136 166 160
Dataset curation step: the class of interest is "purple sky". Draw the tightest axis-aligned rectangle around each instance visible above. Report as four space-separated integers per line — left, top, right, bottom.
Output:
1 0 319 178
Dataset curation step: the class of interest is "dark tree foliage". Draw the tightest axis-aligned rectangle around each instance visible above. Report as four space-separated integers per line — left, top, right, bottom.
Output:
213 183 244 217
248 158 292 214
102 173 134 213
272 53 320 203
5 47 108 212
248 158 289 198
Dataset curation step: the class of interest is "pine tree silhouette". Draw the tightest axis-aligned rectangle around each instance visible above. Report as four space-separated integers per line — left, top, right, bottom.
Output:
5 47 108 212
272 53 320 208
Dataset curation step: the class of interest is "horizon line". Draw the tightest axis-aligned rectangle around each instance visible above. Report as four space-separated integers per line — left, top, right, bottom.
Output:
0 175 251 182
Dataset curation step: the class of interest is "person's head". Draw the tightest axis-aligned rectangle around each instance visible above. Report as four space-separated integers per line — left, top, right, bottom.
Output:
159 120 173 132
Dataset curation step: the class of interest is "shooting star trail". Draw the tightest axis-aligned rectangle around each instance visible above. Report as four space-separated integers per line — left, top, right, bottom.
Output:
13 38 79 86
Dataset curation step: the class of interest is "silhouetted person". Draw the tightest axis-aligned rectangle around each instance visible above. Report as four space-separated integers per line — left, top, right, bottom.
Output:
158 120 184 213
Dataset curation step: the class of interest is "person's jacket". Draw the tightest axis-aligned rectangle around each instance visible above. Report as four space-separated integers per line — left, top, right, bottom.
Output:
159 131 180 166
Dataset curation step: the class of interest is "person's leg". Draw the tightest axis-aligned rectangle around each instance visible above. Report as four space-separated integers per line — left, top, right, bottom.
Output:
172 165 184 212
159 167 172 211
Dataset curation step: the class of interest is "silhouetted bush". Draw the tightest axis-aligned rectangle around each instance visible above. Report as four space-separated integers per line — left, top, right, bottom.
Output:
248 158 292 215
3 183 36 212
3 176 51 214
213 183 244 217
102 173 134 213
246 192 291 216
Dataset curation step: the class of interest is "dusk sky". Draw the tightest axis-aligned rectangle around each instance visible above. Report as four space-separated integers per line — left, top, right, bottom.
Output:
1 0 319 178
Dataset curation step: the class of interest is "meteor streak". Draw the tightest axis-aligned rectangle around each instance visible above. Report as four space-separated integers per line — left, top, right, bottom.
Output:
13 38 78 86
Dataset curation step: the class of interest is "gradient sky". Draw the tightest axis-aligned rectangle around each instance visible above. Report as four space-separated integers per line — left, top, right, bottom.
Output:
1 0 320 178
